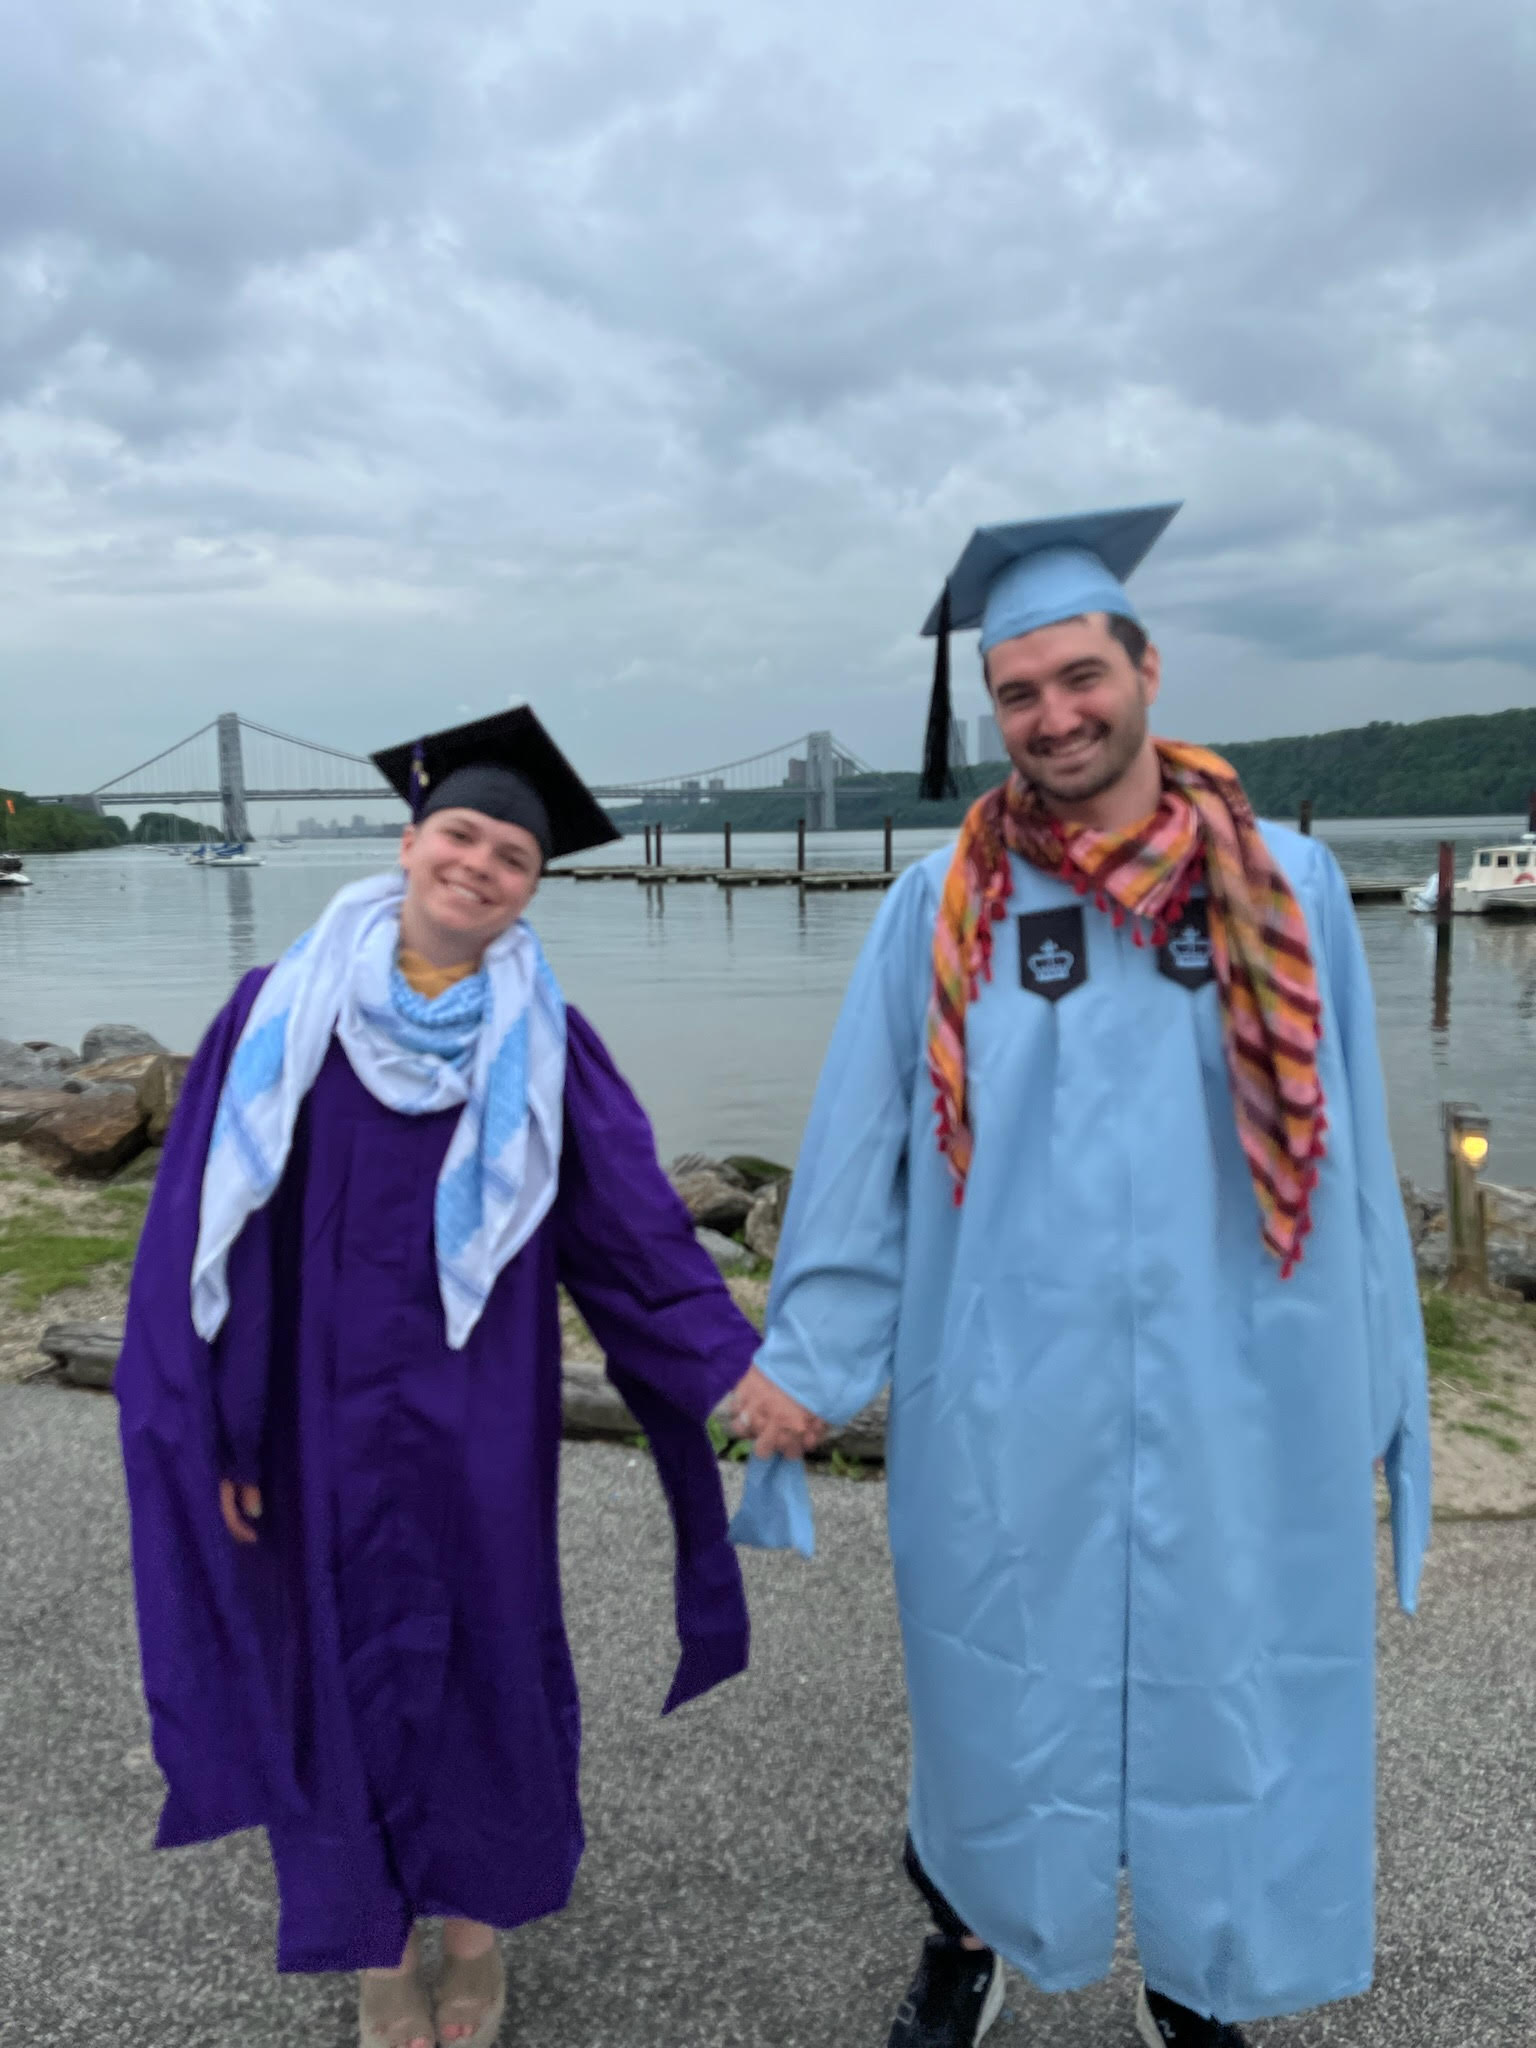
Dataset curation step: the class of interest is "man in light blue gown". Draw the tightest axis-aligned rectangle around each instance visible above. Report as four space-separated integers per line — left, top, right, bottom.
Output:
730 505 1431 2048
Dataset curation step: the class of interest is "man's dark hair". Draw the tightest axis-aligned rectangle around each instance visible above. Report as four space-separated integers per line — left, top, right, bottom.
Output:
1106 614 1149 668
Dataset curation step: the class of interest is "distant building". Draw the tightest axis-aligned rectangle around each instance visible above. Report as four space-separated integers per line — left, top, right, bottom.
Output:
948 719 968 771
786 758 807 787
977 714 1008 765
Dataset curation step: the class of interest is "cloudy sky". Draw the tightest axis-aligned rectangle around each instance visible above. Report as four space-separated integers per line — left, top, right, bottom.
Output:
3 0 1534 797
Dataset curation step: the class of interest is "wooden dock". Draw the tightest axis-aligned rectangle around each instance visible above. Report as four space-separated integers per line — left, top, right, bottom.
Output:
549 865 895 891
548 865 1414 905
1349 879 1413 904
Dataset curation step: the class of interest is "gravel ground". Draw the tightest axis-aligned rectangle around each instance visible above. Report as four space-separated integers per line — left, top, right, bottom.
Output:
0 1383 1531 2048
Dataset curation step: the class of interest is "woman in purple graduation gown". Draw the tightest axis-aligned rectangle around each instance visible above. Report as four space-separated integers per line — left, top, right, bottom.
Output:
117 709 782 2048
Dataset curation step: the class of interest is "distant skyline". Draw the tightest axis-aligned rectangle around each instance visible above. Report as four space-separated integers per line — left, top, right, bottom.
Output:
4 0 1534 796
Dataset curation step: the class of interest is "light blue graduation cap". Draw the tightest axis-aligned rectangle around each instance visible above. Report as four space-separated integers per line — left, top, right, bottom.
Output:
917 501 1181 799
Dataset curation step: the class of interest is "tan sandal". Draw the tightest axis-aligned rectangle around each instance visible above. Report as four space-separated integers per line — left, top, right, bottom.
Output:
434 1943 506 2048
358 1962 435 2048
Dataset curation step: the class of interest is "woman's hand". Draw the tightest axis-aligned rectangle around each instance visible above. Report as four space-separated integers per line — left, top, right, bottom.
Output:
729 1364 826 1461
219 1479 263 1544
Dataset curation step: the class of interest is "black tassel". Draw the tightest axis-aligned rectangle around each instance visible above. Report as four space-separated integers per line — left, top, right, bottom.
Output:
919 582 958 801
409 740 430 821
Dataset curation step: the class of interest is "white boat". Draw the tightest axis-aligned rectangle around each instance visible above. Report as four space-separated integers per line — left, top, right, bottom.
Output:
187 842 264 869
0 853 31 888
1404 833 1536 914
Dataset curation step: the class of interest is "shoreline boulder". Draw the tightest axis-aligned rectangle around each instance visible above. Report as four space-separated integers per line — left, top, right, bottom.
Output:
744 1177 791 1262
0 1087 79 1141
21 1042 82 1082
79 1024 166 1065
21 1093 148 1177
669 1160 754 1234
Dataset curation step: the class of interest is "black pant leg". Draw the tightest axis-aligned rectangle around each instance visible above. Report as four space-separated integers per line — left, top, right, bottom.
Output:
902 1834 981 1945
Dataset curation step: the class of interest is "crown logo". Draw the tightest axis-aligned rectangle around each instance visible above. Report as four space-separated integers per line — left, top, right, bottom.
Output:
1168 922 1210 971
1028 938 1075 984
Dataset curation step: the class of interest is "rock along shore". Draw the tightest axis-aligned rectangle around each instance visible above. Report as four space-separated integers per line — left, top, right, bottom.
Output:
3 1025 1536 1505
0 1022 887 1460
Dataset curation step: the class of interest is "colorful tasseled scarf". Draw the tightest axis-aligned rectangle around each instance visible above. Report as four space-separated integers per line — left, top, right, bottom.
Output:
928 739 1327 1275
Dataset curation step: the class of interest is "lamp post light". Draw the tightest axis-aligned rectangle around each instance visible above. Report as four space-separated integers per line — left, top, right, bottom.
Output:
1443 1101 1491 1295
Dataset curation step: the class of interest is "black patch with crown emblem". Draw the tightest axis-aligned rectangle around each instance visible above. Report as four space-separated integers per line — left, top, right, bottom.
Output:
1017 906 1087 1002
1157 897 1216 990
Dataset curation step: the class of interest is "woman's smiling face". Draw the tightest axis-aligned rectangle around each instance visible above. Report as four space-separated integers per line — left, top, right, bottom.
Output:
398 807 543 957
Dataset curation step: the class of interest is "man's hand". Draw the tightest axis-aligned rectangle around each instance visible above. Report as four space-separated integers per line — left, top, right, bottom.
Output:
219 1479 263 1544
729 1364 826 1461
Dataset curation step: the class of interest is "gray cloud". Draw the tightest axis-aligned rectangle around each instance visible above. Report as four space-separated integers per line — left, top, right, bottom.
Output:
2 0 1534 795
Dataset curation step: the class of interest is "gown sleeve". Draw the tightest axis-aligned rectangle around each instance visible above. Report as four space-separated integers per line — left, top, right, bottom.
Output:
752 860 932 1422
115 969 308 1844
1316 850 1433 1612
730 865 933 1558
553 1005 755 1711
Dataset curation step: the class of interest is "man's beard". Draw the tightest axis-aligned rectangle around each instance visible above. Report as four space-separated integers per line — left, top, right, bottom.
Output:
1019 702 1150 808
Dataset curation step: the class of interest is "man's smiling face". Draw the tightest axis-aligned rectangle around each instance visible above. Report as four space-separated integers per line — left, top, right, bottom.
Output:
986 612 1162 815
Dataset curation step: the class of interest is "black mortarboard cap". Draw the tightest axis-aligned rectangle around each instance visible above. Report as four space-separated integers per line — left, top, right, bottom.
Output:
371 706 621 861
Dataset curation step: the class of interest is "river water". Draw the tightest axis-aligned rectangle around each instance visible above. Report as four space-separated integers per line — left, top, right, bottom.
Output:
4 819 1535 1189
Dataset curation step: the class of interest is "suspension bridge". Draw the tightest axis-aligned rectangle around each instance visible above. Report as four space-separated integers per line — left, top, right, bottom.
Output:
39 715 880 842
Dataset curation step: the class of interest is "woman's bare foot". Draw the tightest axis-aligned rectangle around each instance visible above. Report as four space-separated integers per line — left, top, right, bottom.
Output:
359 1927 433 2048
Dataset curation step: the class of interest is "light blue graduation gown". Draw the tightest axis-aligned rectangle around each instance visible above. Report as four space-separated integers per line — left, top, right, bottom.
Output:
751 826 1430 2024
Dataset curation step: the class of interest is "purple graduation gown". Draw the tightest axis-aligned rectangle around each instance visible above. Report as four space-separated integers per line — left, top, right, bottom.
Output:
117 970 755 1972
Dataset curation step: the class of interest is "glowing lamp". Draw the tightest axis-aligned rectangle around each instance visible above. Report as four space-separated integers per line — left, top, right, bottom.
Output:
1442 1101 1492 1295
1446 1105 1490 1173
1457 1129 1490 1171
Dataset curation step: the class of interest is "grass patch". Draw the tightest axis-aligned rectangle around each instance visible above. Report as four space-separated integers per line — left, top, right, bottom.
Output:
1455 1421 1523 1457
707 1416 751 1463
1421 1289 1491 1387
1478 1396 1524 1423
0 1210 140 1309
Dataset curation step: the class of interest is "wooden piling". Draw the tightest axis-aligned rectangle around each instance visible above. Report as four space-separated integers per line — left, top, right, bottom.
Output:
883 815 893 875
1528 788 1536 836
655 819 664 867
1436 839 1455 926
643 824 653 865
796 818 806 873
723 822 732 870
1298 799 1313 836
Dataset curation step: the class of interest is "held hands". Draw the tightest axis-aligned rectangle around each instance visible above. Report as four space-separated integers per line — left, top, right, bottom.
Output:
219 1479 263 1544
729 1364 826 1461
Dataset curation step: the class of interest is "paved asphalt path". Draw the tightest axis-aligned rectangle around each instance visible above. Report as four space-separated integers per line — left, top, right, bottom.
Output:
1 1382 1532 2048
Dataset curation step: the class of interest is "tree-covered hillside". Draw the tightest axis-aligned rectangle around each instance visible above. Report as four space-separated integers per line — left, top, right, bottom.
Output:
631 705 1536 834
0 792 130 853
1215 708 1536 819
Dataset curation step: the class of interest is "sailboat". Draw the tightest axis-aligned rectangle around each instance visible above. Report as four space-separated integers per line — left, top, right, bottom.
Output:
187 842 263 868
0 805 31 885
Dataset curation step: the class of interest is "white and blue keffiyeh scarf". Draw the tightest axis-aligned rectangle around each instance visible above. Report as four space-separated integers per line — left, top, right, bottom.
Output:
191 870 566 1350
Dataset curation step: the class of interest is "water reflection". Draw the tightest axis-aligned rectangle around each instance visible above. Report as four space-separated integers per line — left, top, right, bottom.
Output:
226 870 257 978
1432 926 1452 1040
11 826 1536 1184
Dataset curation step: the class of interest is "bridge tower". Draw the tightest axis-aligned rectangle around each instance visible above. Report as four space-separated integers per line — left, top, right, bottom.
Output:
216 712 252 844
805 729 838 832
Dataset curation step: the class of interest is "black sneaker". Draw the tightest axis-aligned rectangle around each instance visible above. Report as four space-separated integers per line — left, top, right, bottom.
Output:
886 1935 1005 2046
1136 1981 1250 2047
